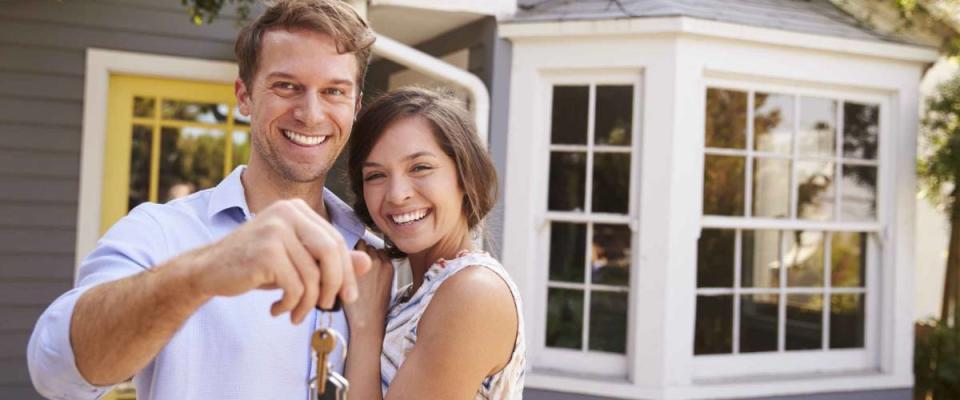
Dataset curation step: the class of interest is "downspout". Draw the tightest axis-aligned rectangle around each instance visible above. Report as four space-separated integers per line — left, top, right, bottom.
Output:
349 1 489 145
371 34 491 147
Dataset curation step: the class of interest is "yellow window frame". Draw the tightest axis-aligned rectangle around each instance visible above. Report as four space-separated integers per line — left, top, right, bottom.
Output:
102 75 248 234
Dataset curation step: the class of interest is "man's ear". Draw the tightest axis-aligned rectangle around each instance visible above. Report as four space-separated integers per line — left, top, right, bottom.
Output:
235 78 252 116
354 91 363 119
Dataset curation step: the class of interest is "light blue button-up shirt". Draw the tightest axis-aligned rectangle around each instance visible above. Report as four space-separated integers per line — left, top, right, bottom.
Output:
28 166 382 400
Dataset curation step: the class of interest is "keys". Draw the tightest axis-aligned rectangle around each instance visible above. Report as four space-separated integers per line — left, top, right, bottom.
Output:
312 329 336 395
318 370 349 400
310 328 349 399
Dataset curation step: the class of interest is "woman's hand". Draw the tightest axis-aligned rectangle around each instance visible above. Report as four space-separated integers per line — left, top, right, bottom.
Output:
344 241 394 334
343 241 393 400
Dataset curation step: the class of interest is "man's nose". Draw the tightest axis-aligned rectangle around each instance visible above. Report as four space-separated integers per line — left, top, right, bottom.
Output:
293 93 326 128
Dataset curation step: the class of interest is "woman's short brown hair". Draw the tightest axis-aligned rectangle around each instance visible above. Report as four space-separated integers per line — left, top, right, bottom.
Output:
235 0 375 94
348 88 498 247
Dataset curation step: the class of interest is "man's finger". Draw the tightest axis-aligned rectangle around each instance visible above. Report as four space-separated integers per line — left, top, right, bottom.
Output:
270 257 304 317
281 227 320 324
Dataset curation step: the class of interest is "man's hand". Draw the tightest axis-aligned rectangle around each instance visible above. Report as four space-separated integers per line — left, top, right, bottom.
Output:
191 199 372 324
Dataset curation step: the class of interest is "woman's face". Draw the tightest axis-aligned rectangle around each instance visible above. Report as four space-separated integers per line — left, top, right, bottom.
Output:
361 116 468 256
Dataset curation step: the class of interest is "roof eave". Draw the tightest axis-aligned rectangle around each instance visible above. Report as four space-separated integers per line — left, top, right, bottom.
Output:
500 16 940 64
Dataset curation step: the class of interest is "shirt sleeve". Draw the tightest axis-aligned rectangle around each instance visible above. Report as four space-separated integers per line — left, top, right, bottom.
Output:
27 204 169 399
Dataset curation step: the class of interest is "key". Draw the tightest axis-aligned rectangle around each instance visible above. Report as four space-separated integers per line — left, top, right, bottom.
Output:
311 329 337 396
317 370 349 400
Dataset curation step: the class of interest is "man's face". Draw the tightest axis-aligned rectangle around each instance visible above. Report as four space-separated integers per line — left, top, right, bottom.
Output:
236 28 360 184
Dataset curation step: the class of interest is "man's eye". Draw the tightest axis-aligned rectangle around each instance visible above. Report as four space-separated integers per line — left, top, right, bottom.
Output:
274 82 297 90
324 88 345 96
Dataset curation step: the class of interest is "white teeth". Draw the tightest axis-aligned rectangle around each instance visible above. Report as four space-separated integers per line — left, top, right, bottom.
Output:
391 209 428 225
283 130 328 146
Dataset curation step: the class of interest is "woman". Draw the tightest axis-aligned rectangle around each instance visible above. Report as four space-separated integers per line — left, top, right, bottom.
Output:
344 88 525 399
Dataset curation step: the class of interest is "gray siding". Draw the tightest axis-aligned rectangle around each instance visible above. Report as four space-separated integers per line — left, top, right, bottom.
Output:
0 1 242 397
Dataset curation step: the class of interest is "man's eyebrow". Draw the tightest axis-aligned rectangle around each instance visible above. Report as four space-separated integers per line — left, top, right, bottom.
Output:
263 73 354 87
362 152 437 168
264 72 296 81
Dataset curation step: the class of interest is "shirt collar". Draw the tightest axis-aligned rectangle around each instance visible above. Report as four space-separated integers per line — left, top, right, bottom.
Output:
207 166 252 221
207 166 368 242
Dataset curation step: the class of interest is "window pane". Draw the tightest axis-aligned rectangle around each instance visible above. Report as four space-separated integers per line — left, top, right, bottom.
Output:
547 288 583 349
842 102 879 160
548 152 586 211
798 97 836 157
752 157 790 218
128 125 152 211
796 161 835 221
161 99 229 124
703 155 745 216
698 229 735 288
232 131 250 168
742 230 780 288
786 294 823 350
754 92 794 154
840 165 877 222
592 153 630 213
589 291 628 353
158 127 226 203
550 223 586 283
695 295 733 355
740 294 779 353
133 96 155 118
595 85 633 146
551 86 588 145
830 294 865 349
705 88 747 149
783 230 824 287
592 224 631 286
831 232 866 288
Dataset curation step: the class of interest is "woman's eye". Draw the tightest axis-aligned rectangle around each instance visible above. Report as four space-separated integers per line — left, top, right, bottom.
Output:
324 88 345 96
364 173 384 182
411 164 433 173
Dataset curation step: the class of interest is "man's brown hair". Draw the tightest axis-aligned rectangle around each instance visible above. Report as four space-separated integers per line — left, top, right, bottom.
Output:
348 88 498 256
235 0 376 94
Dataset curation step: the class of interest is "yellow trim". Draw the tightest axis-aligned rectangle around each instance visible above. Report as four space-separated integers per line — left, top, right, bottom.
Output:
101 75 237 234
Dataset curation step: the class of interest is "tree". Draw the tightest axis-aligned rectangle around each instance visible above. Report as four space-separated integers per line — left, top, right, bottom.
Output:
181 0 256 25
919 73 960 328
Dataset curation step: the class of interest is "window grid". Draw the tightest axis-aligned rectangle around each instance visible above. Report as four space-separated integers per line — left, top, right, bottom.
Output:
130 96 250 205
699 87 877 356
546 83 635 354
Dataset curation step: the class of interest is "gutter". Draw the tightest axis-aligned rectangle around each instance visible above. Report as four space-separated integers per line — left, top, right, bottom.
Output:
372 34 491 146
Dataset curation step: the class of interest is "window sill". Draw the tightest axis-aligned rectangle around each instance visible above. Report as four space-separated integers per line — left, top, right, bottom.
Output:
525 369 911 400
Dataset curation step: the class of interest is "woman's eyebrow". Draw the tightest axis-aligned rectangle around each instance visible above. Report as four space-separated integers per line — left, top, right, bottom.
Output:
363 151 437 168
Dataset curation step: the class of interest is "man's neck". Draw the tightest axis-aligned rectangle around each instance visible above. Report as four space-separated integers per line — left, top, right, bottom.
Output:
240 164 328 220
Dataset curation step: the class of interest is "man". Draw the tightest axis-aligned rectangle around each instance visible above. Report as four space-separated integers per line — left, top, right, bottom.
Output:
27 1 379 398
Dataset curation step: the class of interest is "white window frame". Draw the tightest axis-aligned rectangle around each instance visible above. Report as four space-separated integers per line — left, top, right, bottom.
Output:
77 48 237 272
693 77 892 379
526 69 644 377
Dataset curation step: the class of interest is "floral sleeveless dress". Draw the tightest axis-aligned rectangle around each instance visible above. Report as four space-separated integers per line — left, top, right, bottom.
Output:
380 251 526 399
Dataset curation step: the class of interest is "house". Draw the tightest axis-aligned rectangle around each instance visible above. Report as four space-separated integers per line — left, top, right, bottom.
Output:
0 0 950 399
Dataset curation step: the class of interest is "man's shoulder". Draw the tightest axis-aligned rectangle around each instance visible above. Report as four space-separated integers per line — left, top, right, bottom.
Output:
124 187 218 229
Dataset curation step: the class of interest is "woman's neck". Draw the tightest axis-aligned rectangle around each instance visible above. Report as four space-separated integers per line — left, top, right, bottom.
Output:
406 228 473 292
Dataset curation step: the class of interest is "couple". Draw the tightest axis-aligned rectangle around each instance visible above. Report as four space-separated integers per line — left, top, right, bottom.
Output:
27 0 524 399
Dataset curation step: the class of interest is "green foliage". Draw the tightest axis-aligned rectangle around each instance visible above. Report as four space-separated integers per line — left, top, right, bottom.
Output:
915 319 960 400
181 0 256 26
919 72 960 214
